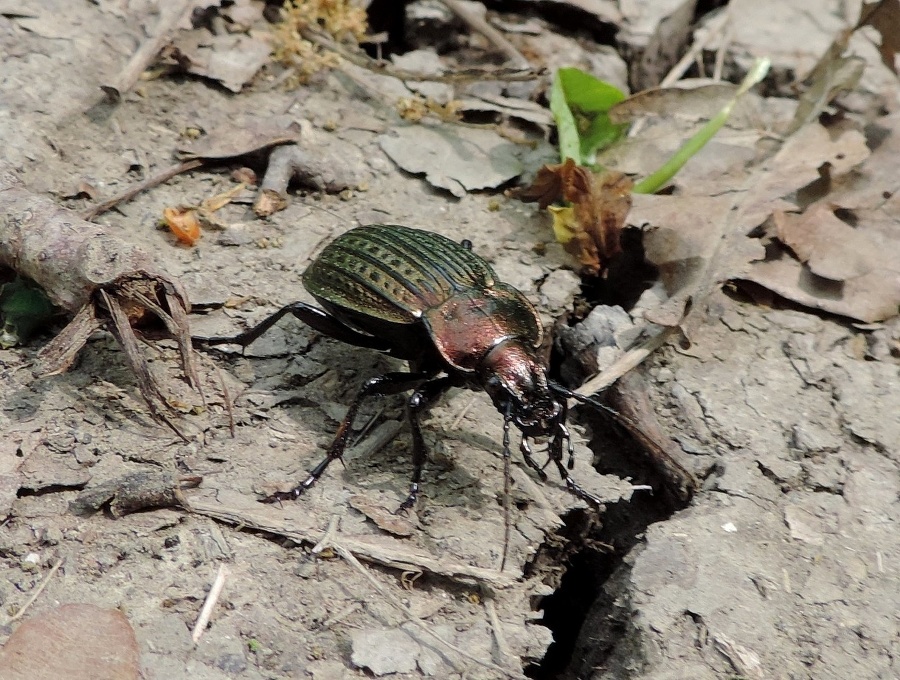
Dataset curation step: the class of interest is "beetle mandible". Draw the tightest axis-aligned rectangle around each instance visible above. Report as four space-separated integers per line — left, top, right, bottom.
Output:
202 224 603 511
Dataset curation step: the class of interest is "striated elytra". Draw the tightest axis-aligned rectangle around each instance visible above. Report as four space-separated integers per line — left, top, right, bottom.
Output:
200 225 602 528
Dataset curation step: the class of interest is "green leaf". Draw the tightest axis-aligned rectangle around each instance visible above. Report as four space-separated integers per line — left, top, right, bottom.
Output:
556 67 626 112
578 112 627 164
554 67 627 163
633 57 771 194
549 72 582 164
0 276 56 348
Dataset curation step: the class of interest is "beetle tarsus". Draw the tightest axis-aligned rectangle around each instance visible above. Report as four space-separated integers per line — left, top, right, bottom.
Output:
396 484 419 514
520 437 548 481
562 475 604 508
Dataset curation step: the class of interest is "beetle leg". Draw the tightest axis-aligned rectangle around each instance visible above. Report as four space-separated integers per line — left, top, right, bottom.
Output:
195 302 392 352
547 423 604 508
397 376 455 513
262 371 431 504
500 408 513 572
558 423 576 470
519 437 548 481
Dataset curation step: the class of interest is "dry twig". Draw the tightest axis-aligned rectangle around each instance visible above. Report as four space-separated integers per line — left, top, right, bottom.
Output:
191 564 230 643
184 489 515 587
101 0 199 101
3 558 65 626
0 165 201 421
575 326 676 397
331 543 526 679
80 159 203 221
303 27 542 83
441 0 529 67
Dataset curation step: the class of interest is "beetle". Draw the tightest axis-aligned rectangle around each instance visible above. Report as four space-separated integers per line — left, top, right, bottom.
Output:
201 224 603 514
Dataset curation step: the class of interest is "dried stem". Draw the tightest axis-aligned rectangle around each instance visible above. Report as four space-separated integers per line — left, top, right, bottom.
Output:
191 564 229 643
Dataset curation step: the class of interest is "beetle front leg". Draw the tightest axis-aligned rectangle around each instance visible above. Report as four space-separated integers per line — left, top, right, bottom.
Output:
548 425 604 508
262 371 431 504
519 438 548 481
397 376 455 513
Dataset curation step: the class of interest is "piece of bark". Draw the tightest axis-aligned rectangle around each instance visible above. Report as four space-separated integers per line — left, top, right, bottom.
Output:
0 164 200 421
70 470 202 517
604 371 698 502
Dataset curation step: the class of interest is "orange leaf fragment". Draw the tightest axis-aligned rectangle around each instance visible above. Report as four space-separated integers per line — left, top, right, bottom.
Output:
162 206 201 246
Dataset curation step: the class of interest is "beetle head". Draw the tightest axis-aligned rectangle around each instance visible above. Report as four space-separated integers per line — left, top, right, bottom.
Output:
479 340 562 436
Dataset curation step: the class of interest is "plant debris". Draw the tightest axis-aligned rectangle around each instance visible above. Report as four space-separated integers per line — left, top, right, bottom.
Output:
518 159 632 274
70 470 202 517
0 164 201 430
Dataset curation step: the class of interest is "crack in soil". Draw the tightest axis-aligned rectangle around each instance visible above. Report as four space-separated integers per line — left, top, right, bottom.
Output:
527 415 691 678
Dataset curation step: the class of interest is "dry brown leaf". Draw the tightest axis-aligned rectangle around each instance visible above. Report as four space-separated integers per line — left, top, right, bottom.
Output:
608 82 756 126
515 158 572 209
741 205 900 322
176 118 301 160
634 121 870 330
349 494 416 537
518 159 632 274
741 112 900 322
169 32 271 93
860 0 900 74
776 206 881 281
0 604 140 680
634 194 737 297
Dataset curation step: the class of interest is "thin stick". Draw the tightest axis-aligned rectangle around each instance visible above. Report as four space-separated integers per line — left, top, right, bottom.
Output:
185 491 515 586
660 10 729 87
575 326 676 398
191 564 229 643
451 395 477 429
331 543 526 679
4 557 65 625
101 0 198 101
303 28 540 83
484 599 516 665
312 514 341 554
712 13 732 81
441 0 529 68
81 158 204 221
219 368 235 438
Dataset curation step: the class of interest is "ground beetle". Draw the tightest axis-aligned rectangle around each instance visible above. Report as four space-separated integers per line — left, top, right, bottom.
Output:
202 224 603 514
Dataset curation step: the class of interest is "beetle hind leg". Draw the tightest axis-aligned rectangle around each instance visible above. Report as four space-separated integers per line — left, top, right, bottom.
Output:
194 301 391 352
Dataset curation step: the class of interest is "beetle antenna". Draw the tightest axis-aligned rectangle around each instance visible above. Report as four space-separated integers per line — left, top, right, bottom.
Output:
549 381 650 439
549 381 616 416
500 405 513 573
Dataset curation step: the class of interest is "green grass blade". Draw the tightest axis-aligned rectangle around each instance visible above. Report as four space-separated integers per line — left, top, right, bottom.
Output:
549 71 583 163
633 58 771 194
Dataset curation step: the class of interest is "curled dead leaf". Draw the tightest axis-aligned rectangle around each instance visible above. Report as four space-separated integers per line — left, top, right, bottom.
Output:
743 203 900 322
517 158 633 274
